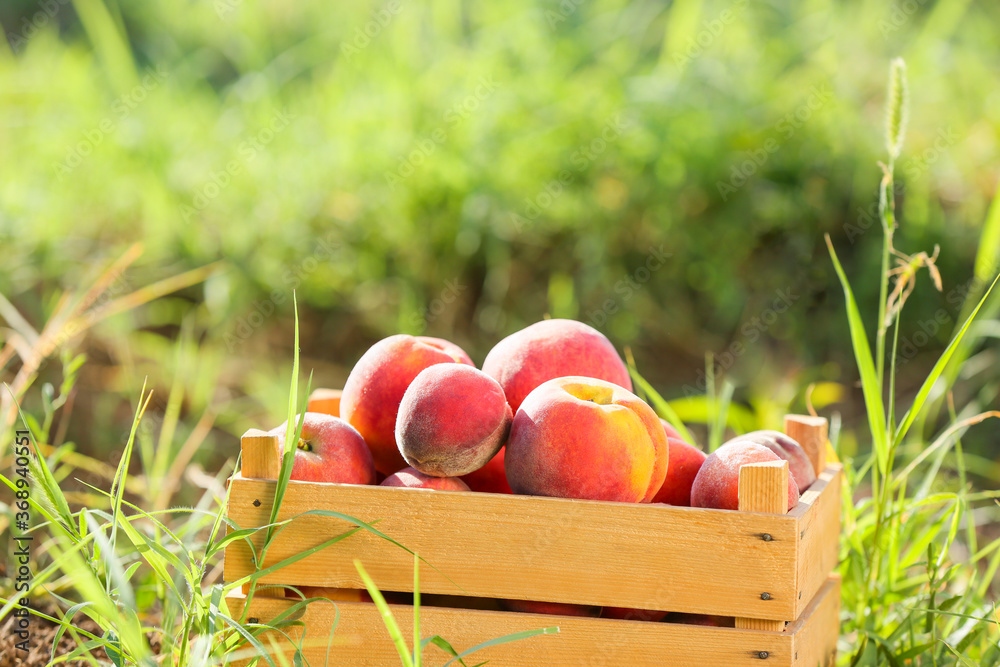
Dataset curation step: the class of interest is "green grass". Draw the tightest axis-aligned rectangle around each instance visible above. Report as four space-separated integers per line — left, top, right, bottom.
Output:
0 294 551 666
2 1 1000 664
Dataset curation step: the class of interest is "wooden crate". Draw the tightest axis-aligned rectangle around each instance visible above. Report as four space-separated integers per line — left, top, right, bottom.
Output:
224 414 841 666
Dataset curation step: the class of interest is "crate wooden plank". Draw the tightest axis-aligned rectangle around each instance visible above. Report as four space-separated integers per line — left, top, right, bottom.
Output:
225 476 801 620
307 388 342 416
735 460 790 632
228 576 838 666
789 576 840 667
789 464 842 619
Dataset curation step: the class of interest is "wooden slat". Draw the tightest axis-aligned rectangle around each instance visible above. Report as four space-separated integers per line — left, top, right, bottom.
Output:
240 429 280 480
736 461 789 632
792 465 842 620
307 388 342 417
224 477 800 620
226 585 845 667
790 576 840 666
783 415 828 478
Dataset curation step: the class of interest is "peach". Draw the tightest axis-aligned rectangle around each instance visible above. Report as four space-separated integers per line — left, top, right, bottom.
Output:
396 365 512 477
665 613 735 627
267 413 375 485
690 441 799 512
602 607 669 622
380 467 471 491
418 336 474 366
461 446 513 494
505 377 668 502
290 586 371 603
341 335 473 474
726 430 816 492
482 319 632 412
652 438 707 506
500 600 602 617
660 418 684 441
307 388 343 417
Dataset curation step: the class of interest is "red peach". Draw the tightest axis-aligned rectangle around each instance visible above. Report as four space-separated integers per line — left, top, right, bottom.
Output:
461 446 513 494
291 586 372 603
505 377 668 503
418 336 474 366
268 413 375 485
380 467 471 491
602 607 669 622
652 438 707 506
500 600 602 617
341 335 473 474
660 418 683 441
726 430 817 492
396 365 512 477
482 319 632 413
690 441 799 512
664 613 735 627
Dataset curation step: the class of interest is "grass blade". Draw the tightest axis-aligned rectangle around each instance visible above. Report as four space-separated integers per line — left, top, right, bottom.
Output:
626 367 694 443
894 273 1000 444
439 627 560 667
825 234 889 470
355 560 414 667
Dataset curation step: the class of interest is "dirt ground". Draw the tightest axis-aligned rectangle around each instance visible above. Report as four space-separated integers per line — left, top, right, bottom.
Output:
0 604 110 667
0 562 112 666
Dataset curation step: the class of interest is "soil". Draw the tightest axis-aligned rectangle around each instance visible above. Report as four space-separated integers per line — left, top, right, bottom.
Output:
0 602 109 667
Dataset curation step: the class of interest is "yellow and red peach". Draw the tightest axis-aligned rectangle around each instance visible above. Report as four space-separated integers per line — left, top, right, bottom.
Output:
500 600 602 617
652 438 707 506
482 319 632 412
268 413 375 485
690 441 799 511
505 377 668 503
726 430 817 492
396 364 512 477
341 335 473 474
380 467 471 491
461 446 513 494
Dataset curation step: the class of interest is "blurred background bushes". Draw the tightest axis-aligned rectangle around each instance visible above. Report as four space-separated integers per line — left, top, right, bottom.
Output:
1 0 998 478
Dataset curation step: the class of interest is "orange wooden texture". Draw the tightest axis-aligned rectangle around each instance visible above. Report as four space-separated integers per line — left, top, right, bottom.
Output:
227 576 839 667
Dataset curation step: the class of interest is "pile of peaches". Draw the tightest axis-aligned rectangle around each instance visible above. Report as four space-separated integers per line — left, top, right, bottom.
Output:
260 318 819 621
265 317 816 514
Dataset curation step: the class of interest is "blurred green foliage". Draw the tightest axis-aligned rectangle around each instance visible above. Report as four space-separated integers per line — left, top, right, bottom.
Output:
1 0 999 462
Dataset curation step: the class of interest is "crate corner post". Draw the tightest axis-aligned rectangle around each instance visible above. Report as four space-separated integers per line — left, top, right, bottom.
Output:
735 459 789 633
783 414 828 477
